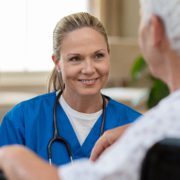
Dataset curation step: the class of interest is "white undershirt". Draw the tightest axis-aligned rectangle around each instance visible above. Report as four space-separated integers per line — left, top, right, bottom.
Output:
59 95 102 145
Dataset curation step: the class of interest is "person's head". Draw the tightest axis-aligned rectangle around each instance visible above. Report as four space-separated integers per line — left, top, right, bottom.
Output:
138 0 180 82
48 12 110 98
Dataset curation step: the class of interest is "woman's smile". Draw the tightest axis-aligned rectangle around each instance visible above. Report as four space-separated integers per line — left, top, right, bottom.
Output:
78 78 99 86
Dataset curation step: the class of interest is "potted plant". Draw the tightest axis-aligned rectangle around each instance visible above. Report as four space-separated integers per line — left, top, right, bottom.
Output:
130 55 170 109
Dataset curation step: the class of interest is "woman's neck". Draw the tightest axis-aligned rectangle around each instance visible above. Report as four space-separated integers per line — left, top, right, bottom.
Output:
62 92 104 113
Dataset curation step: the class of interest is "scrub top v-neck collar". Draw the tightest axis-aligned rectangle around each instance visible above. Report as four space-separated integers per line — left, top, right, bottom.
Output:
56 102 106 159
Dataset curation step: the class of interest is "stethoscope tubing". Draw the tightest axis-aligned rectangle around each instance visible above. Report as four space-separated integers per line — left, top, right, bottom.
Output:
47 90 107 164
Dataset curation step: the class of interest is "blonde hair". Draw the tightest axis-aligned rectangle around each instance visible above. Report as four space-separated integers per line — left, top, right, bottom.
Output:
48 12 109 92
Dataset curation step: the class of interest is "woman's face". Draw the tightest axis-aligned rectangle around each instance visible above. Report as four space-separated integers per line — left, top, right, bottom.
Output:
57 27 110 97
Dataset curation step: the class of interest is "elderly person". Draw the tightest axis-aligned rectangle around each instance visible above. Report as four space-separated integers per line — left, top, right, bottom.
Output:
1 0 180 179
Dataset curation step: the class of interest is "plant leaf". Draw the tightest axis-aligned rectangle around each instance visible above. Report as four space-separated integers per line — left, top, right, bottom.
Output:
131 56 147 80
147 78 170 108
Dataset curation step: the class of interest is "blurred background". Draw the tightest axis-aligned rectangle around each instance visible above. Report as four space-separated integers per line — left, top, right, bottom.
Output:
0 0 149 121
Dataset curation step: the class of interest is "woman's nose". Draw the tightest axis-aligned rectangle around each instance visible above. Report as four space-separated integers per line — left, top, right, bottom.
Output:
81 59 95 74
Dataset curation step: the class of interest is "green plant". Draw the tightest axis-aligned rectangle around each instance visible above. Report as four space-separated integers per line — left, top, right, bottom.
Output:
130 55 170 109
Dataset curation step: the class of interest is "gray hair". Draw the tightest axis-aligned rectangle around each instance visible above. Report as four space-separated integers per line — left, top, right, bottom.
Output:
140 0 180 52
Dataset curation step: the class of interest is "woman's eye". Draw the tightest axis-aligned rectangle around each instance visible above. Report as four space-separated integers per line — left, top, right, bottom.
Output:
95 53 104 59
69 57 80 62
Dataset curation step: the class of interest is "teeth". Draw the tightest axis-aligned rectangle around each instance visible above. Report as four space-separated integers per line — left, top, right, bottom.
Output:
81 79 96 84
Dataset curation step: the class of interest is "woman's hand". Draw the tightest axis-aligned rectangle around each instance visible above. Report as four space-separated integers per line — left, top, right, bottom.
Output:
90 124 131 161
0 145 59 180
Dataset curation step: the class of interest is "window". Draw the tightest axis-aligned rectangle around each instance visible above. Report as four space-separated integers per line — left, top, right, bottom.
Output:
0 0 89 72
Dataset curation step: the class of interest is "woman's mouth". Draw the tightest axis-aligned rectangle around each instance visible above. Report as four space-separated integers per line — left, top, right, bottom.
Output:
79 78 98 85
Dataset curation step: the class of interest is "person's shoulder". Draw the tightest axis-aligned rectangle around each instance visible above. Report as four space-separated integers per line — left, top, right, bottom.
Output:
149 90 180 118
107 97 140 113
129 91 180 136
135 91 180 124
159 90 180 107
108 97 127 107
24 91 56 103
106 96 142 122
6 92 56 114
1 92 57 128
19 91 55 105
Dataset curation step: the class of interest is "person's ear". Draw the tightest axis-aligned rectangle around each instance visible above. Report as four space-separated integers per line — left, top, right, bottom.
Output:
52 54 58 64
52 54 61 72
150 15 165 47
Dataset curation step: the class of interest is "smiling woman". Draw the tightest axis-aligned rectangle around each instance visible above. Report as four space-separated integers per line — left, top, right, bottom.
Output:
0 12 141 167
52 27 110 97
0 0 88 71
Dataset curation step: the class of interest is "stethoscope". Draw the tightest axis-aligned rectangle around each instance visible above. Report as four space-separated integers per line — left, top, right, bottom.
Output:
47 90 107 165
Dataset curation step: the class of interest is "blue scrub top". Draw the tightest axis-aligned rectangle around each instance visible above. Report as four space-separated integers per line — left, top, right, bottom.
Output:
0 92 141 166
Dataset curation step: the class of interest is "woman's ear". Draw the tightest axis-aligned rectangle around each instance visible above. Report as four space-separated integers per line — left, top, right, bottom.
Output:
52 54 61 72
52 54 58 65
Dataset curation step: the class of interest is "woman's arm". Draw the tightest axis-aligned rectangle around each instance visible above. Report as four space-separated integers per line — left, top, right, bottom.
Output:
90 124 131 161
